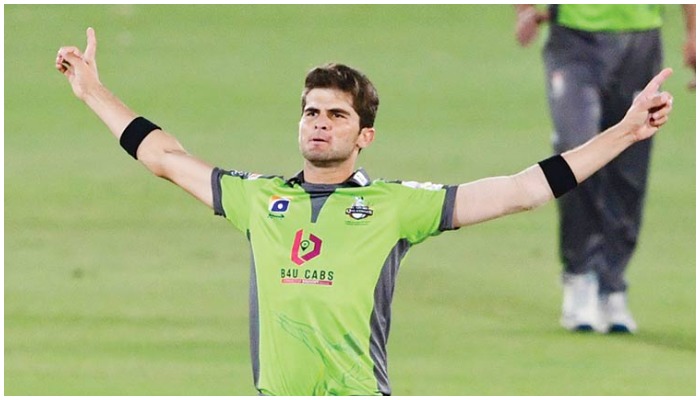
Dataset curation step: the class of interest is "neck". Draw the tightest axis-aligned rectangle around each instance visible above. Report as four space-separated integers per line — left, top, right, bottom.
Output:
302 159 357 184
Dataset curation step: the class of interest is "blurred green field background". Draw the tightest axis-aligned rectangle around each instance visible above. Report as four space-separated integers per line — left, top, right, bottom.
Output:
5 5 695 395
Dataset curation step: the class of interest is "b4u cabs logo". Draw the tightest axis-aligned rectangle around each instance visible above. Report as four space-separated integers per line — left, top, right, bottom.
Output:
290 229 322 266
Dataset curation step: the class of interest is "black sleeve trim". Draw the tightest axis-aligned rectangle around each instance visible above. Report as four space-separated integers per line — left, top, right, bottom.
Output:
439 185 459 231
211 167 226 217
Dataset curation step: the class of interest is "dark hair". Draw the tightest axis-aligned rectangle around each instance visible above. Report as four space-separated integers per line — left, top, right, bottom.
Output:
301 63 379 129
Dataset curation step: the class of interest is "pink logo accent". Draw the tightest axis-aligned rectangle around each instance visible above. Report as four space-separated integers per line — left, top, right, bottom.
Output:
291 229 322 265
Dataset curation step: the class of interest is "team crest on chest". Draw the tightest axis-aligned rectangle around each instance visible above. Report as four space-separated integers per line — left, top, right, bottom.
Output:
345 196 374 220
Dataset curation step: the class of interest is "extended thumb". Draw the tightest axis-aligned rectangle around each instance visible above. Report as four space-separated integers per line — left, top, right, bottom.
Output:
84 27 97 61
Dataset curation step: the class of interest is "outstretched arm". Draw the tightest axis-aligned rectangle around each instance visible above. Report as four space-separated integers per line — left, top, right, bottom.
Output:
56 28 214 208
452 68 674 228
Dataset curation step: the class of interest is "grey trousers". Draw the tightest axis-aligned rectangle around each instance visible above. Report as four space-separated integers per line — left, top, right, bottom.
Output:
542 24 662 294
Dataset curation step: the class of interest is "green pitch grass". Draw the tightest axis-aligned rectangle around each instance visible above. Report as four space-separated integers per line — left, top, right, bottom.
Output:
5 5 695 395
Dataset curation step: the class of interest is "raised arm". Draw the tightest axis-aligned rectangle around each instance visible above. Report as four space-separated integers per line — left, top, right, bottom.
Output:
514 4 549 47
453 68 674 228
55 28 214 208
682 4 696 90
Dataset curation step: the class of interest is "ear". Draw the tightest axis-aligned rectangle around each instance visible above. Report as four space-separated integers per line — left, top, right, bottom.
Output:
357 127 376 150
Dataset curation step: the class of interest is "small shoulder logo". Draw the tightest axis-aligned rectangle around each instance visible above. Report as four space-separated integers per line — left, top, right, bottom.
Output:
345 196 374 220
401 181 444 191
268 195 291 218
228 170 263 180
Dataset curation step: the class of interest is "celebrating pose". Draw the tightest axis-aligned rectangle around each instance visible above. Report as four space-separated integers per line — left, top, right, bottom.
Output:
57 27 673 395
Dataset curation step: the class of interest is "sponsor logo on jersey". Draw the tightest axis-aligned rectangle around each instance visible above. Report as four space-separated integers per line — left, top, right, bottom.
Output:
280 229 335 286
227 170 248 178
283 229 331 286
290 229 322 266
268 195 291 218
281 268 334 286
228 170 262 180
345 196 374 220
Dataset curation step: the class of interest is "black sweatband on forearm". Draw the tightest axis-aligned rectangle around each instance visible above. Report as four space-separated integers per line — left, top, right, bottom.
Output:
119 117 161 159
537 155 578 198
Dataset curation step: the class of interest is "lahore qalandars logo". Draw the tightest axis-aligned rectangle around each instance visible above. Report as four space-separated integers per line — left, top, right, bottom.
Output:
345 196 374 220
290 229 322 265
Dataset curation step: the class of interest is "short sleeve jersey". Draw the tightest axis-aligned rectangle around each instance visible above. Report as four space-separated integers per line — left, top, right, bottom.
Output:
212 167 457 395
551 4 663 32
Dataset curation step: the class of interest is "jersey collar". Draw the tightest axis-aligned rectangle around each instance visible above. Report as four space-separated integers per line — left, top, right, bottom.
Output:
285 168 371 187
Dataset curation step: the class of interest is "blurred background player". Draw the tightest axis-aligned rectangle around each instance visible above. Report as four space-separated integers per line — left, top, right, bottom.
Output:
514 4 696 333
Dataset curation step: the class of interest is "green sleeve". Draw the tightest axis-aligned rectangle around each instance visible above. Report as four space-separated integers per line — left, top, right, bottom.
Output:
212 168 253 233
395 181 458 245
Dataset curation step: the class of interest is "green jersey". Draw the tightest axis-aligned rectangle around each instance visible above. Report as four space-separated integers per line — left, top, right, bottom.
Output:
212 167 457 395
552 4 663 32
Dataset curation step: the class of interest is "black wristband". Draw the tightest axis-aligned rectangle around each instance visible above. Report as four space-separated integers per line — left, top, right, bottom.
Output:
119 117 161 159
538 155 578 198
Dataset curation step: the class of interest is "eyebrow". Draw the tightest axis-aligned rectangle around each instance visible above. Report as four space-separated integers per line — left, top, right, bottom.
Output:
303 107 352 116
328 108 351 116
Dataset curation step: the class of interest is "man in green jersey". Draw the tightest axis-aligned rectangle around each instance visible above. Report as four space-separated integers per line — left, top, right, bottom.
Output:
56 28 674 395
515 4 695 334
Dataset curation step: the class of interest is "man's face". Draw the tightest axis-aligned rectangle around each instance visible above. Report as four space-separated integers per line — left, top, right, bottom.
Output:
299 88 372 166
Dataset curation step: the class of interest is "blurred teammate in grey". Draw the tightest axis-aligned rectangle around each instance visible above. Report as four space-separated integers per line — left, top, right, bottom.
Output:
515 4 695 333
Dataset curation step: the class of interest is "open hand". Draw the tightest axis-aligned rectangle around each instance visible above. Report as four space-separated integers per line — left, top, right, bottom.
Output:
55 27 100 100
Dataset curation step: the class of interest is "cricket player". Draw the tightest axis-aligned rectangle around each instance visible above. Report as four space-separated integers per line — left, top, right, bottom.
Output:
56 28 674 395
